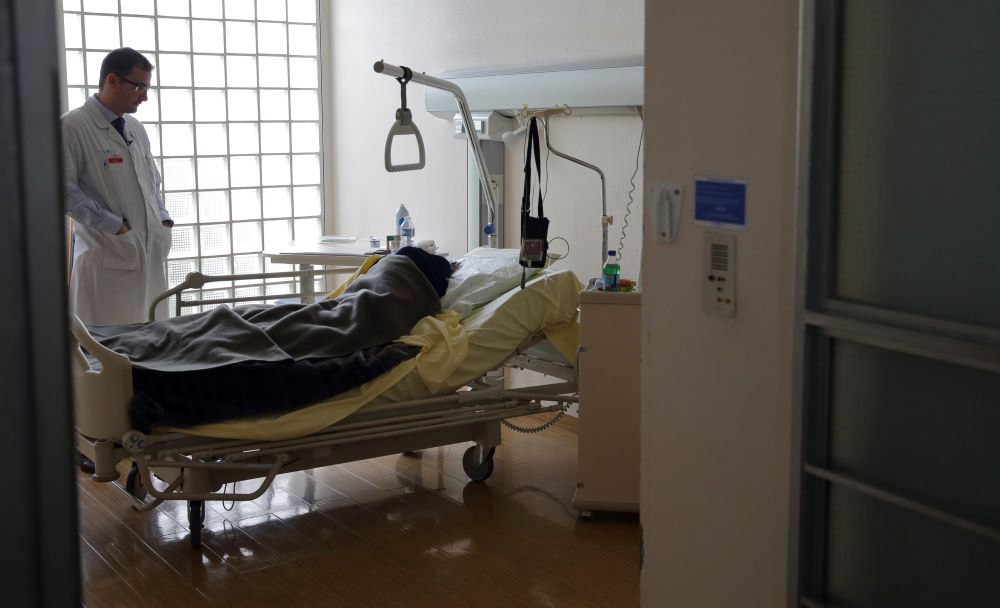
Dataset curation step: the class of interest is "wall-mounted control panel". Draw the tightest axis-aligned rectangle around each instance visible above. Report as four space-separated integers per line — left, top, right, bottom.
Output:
703 232 736 317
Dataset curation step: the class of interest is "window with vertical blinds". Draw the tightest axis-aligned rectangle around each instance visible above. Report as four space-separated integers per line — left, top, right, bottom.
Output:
62 0 323 309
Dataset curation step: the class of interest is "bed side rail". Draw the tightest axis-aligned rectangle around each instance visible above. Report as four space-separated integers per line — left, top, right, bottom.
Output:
506 338 578 383
150 268 348 319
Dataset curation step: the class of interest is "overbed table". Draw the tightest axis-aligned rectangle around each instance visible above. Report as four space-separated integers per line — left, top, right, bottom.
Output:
265 241 372 303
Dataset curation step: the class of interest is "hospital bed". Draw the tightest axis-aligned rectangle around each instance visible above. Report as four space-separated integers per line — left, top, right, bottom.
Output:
71 260 581 549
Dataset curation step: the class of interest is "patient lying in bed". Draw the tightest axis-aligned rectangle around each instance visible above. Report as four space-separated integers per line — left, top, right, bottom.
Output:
87 247 453 431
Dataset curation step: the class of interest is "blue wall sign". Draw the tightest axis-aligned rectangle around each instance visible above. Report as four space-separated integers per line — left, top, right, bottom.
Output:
694 178 747 229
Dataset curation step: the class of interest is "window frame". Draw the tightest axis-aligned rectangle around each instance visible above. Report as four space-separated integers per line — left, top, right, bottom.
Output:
60 0 325 308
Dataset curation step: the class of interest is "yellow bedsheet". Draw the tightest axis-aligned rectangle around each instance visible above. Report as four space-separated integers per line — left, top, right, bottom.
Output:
376 268 581 403
171 269 581 441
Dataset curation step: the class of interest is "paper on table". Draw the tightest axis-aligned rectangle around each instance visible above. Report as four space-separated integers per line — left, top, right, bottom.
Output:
319 234 358 243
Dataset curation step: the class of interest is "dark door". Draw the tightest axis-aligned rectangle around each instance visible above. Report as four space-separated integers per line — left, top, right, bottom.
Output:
793 1 1000 606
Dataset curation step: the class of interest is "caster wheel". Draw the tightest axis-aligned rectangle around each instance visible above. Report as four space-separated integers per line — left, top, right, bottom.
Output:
462 446 496 482
188 500 205 550
124 461 147 501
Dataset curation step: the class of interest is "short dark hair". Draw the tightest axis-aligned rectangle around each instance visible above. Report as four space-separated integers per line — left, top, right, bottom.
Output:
99 48 154 89
394 246 454 297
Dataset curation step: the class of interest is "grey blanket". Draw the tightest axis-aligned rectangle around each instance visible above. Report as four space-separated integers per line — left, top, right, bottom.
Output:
90 255 441 370
86 256 441 429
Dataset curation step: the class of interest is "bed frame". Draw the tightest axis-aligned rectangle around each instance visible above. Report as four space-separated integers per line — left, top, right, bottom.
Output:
71 271 578 549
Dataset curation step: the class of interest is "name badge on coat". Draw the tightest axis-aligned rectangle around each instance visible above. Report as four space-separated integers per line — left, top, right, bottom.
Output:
102 148 125 169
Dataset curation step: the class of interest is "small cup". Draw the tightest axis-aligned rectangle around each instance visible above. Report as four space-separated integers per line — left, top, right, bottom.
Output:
387 235 399 252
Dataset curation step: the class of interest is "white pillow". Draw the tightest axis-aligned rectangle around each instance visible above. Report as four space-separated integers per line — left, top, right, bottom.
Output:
441 247 539 318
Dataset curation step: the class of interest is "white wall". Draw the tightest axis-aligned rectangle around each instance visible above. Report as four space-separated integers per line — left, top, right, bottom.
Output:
641 1 799 606
325 0 644 286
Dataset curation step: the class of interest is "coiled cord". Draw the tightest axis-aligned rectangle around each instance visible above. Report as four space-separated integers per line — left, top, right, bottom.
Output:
501 402 570 434
547 236 570 261
617 120 645 261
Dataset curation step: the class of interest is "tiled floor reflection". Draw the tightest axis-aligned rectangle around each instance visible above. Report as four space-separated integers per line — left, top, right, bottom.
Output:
77 416 639 607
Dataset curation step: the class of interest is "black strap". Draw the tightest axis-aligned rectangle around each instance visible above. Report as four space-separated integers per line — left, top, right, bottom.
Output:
521 117 544 219
396 67 412 110
518 116 550 276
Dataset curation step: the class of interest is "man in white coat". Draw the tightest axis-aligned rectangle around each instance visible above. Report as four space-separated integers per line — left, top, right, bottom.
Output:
64 47 173 326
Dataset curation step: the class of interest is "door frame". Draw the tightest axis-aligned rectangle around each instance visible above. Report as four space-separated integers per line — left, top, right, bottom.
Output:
0 0 81 604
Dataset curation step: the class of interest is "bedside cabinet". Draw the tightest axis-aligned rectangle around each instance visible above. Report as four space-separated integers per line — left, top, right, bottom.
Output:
573 289 641 516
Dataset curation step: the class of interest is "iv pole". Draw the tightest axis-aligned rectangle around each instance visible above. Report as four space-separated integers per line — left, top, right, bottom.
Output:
374 61 499 247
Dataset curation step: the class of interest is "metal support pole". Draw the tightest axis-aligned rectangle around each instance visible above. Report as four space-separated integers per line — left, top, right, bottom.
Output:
543 117 609 266
374 61 499 242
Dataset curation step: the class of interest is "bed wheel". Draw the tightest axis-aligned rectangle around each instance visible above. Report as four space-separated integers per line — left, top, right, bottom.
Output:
124 461 147 501
188 500 205 550
462 446 496 482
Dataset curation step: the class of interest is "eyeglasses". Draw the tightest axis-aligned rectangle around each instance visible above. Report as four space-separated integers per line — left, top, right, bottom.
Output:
115 74 153 93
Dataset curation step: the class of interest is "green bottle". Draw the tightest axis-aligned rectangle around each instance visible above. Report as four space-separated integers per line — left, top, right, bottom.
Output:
602 249 621 291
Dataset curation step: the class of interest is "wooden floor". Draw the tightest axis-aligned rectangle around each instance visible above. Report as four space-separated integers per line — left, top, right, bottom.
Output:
76 416 640 607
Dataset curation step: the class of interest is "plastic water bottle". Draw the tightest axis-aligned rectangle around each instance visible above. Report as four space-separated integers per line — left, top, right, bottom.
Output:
400 216 415 247
395 204 410 236
602 249 621 292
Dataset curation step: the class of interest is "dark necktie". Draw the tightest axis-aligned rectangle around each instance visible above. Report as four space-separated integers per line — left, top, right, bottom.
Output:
111 117 127 142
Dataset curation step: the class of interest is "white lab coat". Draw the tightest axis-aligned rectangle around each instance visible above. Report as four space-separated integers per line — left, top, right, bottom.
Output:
63 98 171 325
